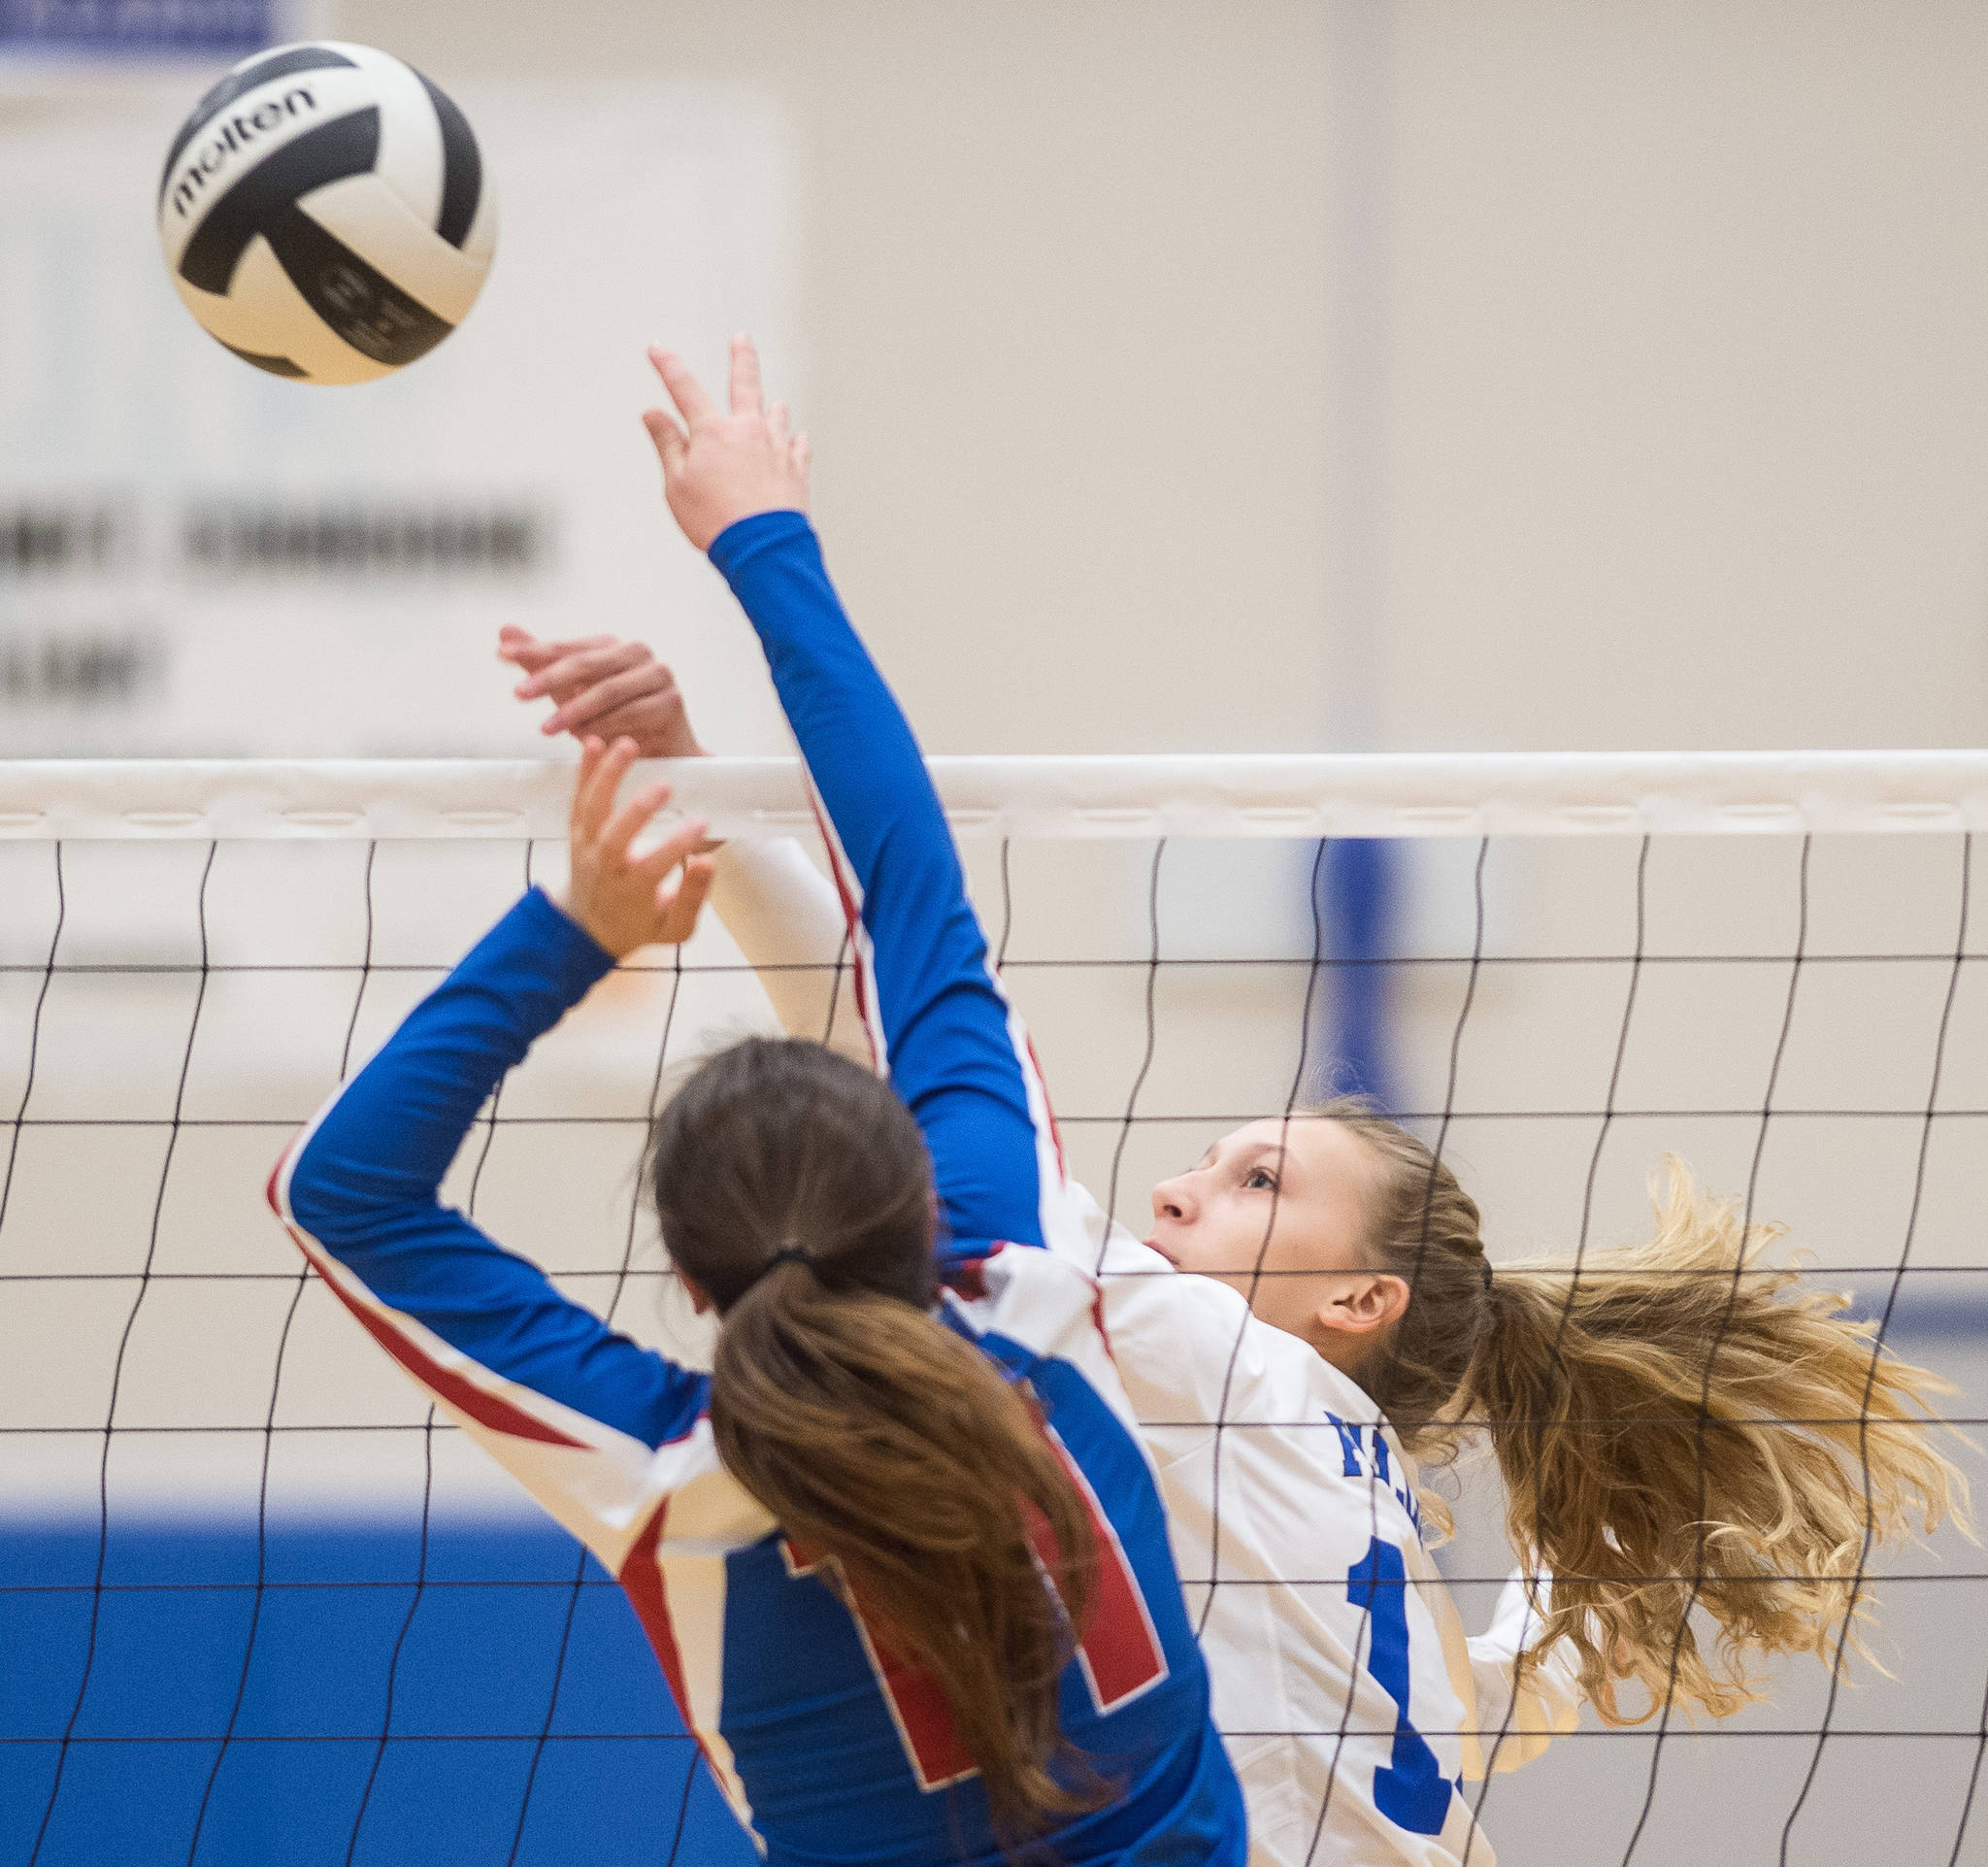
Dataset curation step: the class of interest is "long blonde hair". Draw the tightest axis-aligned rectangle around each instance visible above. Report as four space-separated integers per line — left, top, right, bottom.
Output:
1321 1100 1967 1724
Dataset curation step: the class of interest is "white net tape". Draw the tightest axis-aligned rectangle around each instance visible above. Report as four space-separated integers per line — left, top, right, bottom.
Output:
6 750 1988 842
3 756 1983 1867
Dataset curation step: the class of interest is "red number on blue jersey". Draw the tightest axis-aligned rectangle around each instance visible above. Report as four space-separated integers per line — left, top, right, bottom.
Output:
1039 1432 1169 1715
783 1435 1167 1792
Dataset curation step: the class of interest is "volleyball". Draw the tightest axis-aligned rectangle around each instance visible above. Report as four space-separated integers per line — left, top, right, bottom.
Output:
156 43 496 384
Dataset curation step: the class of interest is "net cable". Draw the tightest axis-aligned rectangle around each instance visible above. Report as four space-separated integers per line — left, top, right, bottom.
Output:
2 757 1982 1866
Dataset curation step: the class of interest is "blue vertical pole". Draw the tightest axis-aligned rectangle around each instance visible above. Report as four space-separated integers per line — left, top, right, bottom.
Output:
1316 836 1398 1110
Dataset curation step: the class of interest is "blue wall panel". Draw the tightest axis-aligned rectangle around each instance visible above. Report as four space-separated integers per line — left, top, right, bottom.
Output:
2 1518 758 1867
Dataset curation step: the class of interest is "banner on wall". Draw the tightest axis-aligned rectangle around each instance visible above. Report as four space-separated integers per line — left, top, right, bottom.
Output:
0 75 801 758
0 0 298 59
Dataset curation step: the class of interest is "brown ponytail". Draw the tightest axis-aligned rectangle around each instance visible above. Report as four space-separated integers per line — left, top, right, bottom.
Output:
649 1038 1103 1836
1320 1102 1967 1725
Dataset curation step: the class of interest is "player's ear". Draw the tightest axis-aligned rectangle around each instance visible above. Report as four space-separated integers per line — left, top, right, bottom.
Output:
1309 1273 1409 1342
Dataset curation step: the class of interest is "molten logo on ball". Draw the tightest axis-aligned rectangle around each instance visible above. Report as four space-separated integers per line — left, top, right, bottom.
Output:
156 42 496 384
165 86 320 221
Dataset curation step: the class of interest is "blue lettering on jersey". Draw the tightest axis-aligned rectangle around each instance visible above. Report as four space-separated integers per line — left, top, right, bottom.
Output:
1323 1412 1421 1537
1348 1537 1452 1838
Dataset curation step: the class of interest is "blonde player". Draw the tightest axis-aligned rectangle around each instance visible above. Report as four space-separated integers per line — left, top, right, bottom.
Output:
502 339 1964 1867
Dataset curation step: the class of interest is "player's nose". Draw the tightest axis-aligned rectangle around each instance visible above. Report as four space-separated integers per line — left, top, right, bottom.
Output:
1151 1173 1196 1223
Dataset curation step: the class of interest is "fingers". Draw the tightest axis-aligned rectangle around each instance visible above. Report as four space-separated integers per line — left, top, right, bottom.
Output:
558 694 687 750
570 737 615 847
571 735 636 847
642 407 687 477
602 781 712 945
544 660 679 738
567 736 604 846
502 625 581 675
728 334 763 416
520 638 651 706
600 773 678 867
513 635 626 694
792 432 812 477
561 736 712 955
533 633 617 657
630 812 711 885
519 638 703 757
768 400 790 445
648 348 717 427
653 852 716 947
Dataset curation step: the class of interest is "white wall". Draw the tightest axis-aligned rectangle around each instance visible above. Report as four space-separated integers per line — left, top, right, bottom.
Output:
1382 0 1988 752
332 0 1342 754
328 0 1988 760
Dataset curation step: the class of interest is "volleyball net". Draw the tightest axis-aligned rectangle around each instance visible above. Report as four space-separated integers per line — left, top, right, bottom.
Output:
3 752 1985 1867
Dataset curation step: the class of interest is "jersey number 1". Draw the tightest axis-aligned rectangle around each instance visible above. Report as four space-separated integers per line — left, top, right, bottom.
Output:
786 1446 1168 1791
1348 1537 1451 1836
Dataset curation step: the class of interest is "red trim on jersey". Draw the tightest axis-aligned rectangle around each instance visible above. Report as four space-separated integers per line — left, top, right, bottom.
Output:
268 1151 588 1451
619 1503 696 1725
939 1242 1007 1303
1089 1289 1121 1370
1022 1034 1068 1180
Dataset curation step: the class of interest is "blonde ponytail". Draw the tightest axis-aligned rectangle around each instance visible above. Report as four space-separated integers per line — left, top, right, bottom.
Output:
1464 1166 1964 1721
1321 1103 1968 1724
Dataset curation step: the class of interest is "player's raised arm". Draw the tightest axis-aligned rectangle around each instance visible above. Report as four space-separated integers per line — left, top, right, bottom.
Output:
643 338 1059 1259
1462 1573 1585 1775
269 746 715 1565
499 624 873 1067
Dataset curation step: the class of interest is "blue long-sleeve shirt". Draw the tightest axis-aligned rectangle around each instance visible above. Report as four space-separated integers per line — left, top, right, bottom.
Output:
272 509 1245 1867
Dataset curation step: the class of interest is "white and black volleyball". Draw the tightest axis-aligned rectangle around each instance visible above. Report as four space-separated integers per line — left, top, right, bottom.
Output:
157 43 496 384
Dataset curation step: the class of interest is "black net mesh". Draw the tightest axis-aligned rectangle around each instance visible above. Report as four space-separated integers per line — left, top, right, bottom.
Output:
2 821 1982 1866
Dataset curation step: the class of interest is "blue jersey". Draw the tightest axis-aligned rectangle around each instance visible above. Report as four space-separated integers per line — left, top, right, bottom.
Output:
270 509 1246 1867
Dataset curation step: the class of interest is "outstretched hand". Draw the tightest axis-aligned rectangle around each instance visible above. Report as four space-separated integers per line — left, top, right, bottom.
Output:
557 737 714 959
499 625 707 757
642 335 810 551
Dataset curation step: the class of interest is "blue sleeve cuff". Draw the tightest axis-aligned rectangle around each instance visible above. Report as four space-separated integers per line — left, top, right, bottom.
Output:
709 508 814 584
518 883 619 998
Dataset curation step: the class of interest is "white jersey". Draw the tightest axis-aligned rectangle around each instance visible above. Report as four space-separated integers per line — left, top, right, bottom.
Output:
708 839 1583 1867
1060 1182 1580 1867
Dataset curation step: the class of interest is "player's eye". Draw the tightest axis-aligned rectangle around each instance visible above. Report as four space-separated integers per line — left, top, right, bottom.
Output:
1242 1167 1278 1191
